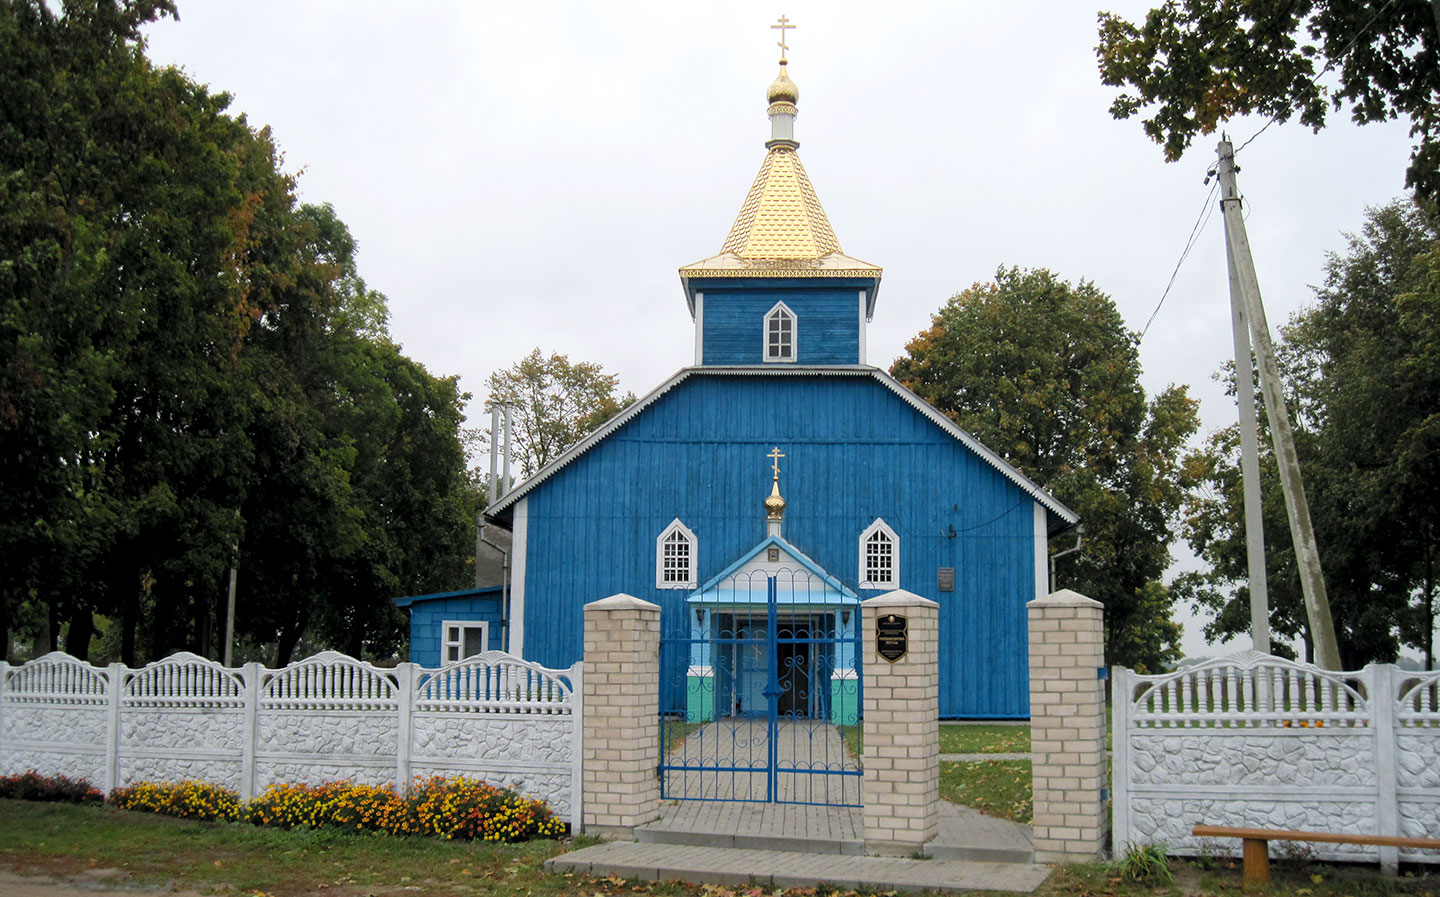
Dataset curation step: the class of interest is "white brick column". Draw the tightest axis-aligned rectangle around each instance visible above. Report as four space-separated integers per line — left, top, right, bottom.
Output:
1028 588 1107 862
581 593 661 838
861 589 939 855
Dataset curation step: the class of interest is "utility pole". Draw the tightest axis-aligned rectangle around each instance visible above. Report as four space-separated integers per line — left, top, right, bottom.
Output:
1215 138 1341 669
1226 236 1271 654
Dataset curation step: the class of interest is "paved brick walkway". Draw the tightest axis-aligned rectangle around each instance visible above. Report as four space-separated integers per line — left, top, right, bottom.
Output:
662 719 861 805
545 842 1051 893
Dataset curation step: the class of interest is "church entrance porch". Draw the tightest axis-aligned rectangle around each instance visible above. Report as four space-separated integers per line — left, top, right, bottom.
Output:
660 565 862 806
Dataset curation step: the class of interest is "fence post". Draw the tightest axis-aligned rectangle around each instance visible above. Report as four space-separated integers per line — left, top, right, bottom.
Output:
581 593 660 838
240 662 261 801
105 663 123 793
860 590 939 855
395 663 416 792
568 660 584 833
0 661 8 766
1028 589 1108 863
1111 665 1131 852
1371 663 1399 875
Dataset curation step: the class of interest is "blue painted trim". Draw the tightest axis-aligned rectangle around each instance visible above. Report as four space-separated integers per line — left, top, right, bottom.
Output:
690 535 857 600
393 585 503 608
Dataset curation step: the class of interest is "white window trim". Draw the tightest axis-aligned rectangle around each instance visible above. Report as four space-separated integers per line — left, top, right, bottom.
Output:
656 518 698 589
763 300 797 364
441 620 491 663
858 518 899 589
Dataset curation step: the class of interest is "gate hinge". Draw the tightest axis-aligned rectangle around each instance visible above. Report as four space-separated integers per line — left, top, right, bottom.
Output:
1097 667 1109 680
1101 787 1110 801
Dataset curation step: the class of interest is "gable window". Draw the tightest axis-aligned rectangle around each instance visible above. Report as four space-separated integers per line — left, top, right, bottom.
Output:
859 519 898 589
442 620 489 663
764 302 797 363
656 519 698 588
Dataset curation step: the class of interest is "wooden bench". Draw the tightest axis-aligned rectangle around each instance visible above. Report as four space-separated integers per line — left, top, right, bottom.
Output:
1193 825 1440 884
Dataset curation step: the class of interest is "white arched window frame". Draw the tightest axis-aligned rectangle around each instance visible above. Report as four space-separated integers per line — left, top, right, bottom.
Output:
763 301 797 363
656 519 698 589
859 518 899 589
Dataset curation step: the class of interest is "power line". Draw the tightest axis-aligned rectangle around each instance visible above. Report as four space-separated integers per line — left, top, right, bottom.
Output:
1140 178 1220 342
1232 0 1400 158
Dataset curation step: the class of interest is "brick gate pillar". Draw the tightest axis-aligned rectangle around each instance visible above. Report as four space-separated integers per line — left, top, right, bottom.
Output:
1028 588 1107 862
861 589 939 855
581 593 661 838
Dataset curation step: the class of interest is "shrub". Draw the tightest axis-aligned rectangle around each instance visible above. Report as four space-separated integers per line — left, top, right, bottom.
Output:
107 775 565 843
0 771 104 804
109 780 242 822
1110 841 1173 884
404 776 566 842
245 781 404 833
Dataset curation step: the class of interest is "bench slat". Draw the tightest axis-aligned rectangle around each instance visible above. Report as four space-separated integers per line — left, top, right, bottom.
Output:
1193 825 1440 850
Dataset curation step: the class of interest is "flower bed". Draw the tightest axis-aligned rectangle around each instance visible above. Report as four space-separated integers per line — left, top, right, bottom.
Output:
108 776 564 842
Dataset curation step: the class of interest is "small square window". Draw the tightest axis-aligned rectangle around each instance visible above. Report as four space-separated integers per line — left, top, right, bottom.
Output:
442 621 489 663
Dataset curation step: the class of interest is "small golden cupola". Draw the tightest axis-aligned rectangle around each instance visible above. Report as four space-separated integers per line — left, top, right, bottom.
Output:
765 446 786 537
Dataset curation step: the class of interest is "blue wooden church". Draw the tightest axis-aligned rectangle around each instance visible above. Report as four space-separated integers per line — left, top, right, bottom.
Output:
396 53 1078 719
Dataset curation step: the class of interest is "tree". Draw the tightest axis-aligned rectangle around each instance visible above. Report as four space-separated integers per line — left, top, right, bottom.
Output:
0 1 476 665
891 266 1199 672
483 349 635 479
1097 1 1440 199
1180 199 1440 668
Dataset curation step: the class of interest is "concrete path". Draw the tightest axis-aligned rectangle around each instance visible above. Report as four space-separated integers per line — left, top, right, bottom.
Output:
663 719 861 806
552 799 1043 891
546 842 1052 893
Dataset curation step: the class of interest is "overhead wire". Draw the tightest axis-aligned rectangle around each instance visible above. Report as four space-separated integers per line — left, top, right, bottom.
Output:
1139 178 1220 343
1232 0 1400 158
1139 0 1398 342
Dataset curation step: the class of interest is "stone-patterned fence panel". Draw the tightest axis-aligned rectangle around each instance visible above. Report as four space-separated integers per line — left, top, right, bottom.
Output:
1113 652 1440 870
0 649 582 828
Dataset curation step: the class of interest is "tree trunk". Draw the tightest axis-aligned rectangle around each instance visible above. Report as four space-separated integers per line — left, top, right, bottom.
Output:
64 608 94 661
121 585 138 667
275 605 309 667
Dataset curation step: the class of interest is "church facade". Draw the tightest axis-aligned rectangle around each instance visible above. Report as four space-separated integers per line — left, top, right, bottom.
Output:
398 54 1077 719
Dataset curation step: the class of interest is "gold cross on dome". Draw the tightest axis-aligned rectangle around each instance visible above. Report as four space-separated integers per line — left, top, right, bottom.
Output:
771 15 794 62
768 446 785 477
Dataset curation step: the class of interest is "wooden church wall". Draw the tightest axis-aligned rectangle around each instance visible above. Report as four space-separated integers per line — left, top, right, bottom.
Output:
518 373 1040 718
699 281 863 365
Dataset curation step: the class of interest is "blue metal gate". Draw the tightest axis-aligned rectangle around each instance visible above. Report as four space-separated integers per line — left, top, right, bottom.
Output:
659 568 862 806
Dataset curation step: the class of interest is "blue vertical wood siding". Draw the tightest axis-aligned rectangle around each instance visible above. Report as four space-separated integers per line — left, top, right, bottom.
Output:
697 279 867 365
518 372 1039 718
401 590 504 668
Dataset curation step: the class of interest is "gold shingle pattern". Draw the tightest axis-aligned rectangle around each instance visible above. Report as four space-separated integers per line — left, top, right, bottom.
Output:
720 148 841 260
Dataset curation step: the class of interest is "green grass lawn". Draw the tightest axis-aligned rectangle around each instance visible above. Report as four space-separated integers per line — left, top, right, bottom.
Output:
938 723 1031 754
941 760 1032 823
4 799 1435 897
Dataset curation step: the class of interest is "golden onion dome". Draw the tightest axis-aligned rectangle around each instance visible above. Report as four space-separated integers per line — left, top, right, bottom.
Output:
767 62 798 105
764 478 787 520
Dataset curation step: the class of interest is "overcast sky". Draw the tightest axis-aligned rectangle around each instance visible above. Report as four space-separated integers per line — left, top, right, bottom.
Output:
142 2 1415 658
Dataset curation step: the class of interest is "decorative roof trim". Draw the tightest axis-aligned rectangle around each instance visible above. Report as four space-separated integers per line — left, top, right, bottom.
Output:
484 366 1079 529
689 535 858 602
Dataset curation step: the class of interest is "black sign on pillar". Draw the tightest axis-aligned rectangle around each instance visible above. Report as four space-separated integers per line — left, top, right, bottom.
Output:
876 613 907 663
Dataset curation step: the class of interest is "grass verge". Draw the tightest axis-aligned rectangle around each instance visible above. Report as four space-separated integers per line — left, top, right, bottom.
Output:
938 723 1031 754
940 759 1032 823
5 798 1437 897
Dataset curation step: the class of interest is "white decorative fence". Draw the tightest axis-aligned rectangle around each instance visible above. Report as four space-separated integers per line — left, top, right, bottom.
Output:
0 650 583 827
1113 651 1440 870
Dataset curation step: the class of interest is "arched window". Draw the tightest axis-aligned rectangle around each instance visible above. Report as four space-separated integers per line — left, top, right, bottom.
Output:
859 518 898 589
656 519 698 589
764 301 797 363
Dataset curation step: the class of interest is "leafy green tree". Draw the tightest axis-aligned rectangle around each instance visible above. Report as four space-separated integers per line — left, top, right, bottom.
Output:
1179 199 1440 668
484 349 635 479
1097 1 1440 199
0 1 475 665
892 266 1199 672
